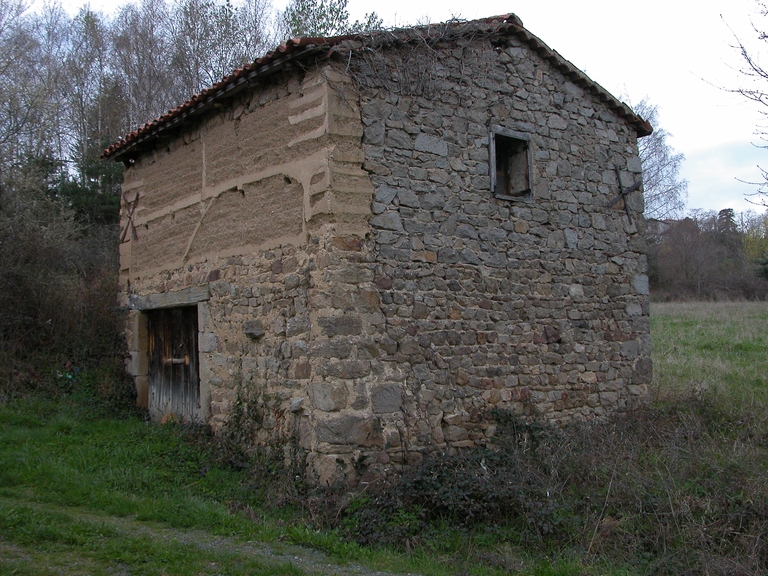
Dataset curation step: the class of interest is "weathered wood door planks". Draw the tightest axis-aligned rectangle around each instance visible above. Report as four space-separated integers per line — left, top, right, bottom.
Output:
147 307 200 421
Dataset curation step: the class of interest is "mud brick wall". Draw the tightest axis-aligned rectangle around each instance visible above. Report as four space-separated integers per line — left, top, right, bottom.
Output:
120 65 375 423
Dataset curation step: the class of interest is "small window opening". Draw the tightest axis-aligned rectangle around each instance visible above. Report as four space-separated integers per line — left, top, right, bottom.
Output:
489 126 532 201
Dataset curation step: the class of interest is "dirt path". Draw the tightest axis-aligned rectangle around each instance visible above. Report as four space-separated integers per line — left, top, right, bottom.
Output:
1 497 422 575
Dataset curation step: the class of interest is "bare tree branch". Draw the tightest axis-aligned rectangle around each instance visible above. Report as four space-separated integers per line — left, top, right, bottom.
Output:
630 99 688 220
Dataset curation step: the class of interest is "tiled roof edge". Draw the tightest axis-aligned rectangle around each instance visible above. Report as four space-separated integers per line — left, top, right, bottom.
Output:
103 14 650 160
103 39 338 159
505 23 652 138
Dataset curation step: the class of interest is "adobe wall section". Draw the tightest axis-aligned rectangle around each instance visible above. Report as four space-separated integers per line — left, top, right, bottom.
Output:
119 65 375 416
118 66 371 283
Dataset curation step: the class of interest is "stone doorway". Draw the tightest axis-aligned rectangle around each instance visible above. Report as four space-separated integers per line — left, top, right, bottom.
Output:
147 306 201 422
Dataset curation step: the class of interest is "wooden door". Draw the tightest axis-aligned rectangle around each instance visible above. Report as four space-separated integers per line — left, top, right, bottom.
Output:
147 306 200 422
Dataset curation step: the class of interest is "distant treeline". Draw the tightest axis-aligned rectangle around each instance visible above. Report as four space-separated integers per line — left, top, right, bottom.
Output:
0 0 285 217
648 208 768 300
0 0 278 386
1 0 766 392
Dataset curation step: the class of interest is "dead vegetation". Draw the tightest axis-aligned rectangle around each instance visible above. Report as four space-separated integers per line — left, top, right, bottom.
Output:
291 401 767 575
209 302 768 575
0 177 124 403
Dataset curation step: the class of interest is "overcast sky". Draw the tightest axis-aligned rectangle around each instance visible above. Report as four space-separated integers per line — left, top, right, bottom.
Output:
53 0 768 214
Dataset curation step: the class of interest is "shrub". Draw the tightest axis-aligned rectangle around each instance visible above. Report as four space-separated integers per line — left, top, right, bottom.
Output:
0 182 122 400
333 403 768 574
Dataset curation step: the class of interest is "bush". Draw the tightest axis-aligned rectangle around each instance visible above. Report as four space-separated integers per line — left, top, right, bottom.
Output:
333 403 768 574
0 181 122 399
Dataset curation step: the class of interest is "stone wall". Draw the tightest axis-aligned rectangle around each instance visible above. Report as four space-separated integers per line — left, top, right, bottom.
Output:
291 33 652 482
119 29 651 487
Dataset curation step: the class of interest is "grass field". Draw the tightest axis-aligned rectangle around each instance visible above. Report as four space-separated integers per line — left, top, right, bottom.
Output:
651 301 768 408
1 302 767 575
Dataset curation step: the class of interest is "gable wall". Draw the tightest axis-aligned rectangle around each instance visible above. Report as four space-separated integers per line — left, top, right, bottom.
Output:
310 33 652 476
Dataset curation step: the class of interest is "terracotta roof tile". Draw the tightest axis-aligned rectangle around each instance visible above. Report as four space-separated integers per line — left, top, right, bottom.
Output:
104 14 650 160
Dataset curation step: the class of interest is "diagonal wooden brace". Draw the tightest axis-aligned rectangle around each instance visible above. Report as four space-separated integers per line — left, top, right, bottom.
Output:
120 193 140 244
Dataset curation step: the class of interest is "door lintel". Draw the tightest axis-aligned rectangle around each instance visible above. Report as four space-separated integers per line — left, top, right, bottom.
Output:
129 285 210 311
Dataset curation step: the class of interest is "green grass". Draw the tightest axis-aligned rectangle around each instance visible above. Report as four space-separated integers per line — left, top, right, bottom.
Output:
1 301 767 575
651 301 768 408
0 391 513 575
0 396 300 574
0 502 300 576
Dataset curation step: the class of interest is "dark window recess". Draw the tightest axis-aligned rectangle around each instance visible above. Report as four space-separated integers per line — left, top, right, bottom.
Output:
489 126 532 200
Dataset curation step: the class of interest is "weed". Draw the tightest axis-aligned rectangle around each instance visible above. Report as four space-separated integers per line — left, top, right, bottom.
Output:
330 401 768 573
323 302 768 574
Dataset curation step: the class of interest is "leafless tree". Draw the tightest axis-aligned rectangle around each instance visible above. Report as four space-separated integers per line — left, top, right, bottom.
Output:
649 208 768 299
632 99 688 220
241 0 274 56
111 0 175 130
0 0 71 196
65 8 112 183
728 1 768 205
170 0 272 98
0 0 34 155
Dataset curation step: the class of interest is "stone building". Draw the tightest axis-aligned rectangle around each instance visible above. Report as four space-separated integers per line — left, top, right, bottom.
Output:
106 14 653 485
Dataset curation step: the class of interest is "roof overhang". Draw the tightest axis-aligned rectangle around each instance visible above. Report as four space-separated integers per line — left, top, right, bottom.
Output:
103 14 651 162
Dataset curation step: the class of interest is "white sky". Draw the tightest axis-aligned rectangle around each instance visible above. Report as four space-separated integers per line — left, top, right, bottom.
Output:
52 0 768 214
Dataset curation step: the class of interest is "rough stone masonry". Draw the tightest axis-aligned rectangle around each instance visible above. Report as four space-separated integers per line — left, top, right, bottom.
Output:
108 15 652 486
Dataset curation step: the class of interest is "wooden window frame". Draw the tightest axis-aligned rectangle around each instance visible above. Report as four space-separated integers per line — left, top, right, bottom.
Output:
489 125 533 201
